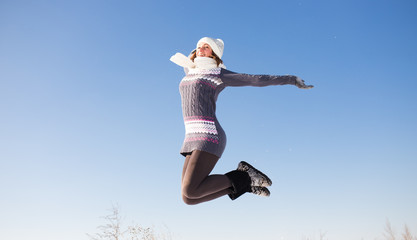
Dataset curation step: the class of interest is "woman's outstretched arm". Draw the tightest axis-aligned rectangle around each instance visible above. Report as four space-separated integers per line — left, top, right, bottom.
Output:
221 69 314 89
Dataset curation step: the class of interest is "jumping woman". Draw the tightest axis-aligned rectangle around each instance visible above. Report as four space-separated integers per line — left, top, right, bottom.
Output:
170 37 313 205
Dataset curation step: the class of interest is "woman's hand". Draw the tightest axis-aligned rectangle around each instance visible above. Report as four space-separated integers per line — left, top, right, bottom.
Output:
295 77 314 89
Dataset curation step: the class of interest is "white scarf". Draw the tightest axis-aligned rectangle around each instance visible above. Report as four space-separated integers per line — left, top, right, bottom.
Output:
194 57 219 69
170 53 226 72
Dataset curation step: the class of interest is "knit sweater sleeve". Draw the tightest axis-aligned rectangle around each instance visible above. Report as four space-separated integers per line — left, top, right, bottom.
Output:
220 68 298 87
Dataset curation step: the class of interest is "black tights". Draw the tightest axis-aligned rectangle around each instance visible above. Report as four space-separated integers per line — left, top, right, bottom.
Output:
181 150 232 205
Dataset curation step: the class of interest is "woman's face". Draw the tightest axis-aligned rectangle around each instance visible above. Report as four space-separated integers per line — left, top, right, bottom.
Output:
196 43 213 57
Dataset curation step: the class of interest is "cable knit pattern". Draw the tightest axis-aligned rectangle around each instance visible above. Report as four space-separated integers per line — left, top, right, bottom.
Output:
179 64 298 157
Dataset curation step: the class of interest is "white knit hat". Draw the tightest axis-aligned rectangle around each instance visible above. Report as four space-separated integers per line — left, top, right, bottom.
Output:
197 37 224 59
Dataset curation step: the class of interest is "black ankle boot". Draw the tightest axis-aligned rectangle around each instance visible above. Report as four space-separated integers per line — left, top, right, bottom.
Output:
225 170 252 200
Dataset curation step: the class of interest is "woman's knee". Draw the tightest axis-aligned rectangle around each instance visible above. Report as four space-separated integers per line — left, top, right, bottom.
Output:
182 194 199 205
181 183 200 200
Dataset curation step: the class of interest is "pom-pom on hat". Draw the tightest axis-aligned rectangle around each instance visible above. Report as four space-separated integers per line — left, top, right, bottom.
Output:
197 37 224 59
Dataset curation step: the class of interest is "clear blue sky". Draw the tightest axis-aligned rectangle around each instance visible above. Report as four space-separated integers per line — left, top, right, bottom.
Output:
1 0 416 239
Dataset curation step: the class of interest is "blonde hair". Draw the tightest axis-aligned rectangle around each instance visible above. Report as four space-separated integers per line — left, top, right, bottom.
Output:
190 50 223 66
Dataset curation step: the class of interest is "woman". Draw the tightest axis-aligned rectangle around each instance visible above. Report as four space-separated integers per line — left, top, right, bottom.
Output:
170 37 313 205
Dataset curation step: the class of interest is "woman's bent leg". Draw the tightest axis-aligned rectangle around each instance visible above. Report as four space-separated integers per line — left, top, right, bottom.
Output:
182 189 231 205
181 150 232 204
